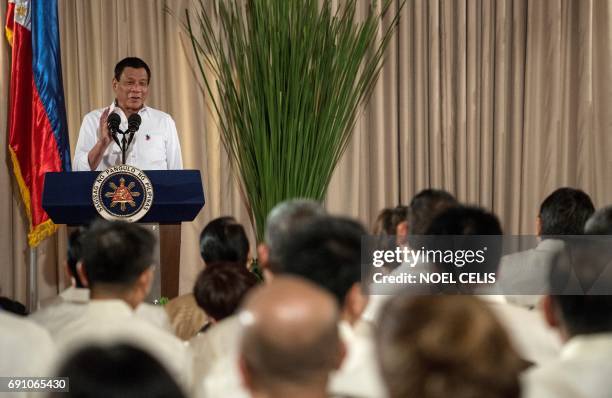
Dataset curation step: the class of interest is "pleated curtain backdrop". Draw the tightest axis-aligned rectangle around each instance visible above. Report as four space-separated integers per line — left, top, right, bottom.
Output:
1 0 611 303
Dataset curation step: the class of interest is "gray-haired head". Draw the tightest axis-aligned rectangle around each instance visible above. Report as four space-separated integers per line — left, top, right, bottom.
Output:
264 199 326 265
585 206 612 235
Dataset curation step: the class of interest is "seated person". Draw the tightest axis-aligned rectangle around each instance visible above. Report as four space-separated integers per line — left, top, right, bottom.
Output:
377 294 525 398
239 277 345 398
31 227 171 339
51 343 186 398
190 262 259 382
425 206 562 365
0 310 57 393
523 235 612 398
165 216 250 340
52 220 191 387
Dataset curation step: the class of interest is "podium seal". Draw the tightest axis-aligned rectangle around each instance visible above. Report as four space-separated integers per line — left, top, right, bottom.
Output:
92 165 154 222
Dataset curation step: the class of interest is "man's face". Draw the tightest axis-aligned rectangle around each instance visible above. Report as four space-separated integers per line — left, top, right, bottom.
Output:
112 67 149 114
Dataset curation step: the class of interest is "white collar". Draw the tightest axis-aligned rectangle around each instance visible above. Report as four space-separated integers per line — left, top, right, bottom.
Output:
59 286 90 303
562 333 612 360
86 299 134 317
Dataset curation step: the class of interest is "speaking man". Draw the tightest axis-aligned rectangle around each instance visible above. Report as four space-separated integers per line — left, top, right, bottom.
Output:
73 57 183 171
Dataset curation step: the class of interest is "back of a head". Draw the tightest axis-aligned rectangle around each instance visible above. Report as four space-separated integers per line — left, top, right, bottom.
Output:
377 295 522 398
276 216 365 306
193 261 259 321
539 187 595 235
52 344 185 398
584 206 612 235
408 189 458 235
372 208 395 235
549 238 612 336
240 277 341 390
264 199 326 264
81 220 155 288
199 217 249 266
425 206 504 276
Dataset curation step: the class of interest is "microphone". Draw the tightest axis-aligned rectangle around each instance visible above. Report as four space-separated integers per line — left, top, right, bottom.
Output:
106 112 121 147
127 114 141 146
127 114 142 133
107 112 121 133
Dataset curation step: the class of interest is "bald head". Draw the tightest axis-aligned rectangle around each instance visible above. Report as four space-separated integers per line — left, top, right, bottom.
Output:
239 277 343 391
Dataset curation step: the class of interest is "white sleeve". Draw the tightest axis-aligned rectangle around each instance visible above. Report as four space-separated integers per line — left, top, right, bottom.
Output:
73 111 100 171
165 117 183 170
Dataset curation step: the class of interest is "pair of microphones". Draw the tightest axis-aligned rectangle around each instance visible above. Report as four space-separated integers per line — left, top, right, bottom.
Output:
106 112 142 165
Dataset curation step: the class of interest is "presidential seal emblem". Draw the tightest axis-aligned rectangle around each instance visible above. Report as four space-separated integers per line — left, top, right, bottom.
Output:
92 165 154 222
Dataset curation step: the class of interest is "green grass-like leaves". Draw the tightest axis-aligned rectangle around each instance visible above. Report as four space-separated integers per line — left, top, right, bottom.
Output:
185 0 401 242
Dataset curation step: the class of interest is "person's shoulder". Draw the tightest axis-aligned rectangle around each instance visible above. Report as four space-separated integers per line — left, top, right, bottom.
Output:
1 311 54 345
144 106 174 121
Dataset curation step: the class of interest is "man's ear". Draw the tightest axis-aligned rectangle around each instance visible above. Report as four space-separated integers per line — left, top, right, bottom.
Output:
76 262 89 288
396 221 409 245
137 267 155 296
238 355 254 391
536 216 542 236
334 339 347 370
344 283 368 324
542 295 559 329
257 243 269 269
112 77 119 91
257 244 274 283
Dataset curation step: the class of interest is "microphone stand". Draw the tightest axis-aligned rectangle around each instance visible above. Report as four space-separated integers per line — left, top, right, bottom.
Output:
110 128 131 166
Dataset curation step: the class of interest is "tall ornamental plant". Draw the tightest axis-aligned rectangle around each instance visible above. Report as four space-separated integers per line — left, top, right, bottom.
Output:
185 0 401 242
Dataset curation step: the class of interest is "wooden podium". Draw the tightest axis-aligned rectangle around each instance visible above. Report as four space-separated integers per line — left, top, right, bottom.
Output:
42 170 205 298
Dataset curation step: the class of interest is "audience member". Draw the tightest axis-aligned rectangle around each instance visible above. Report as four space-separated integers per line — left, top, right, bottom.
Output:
194 262 258 327
523 237 612 398
191 262 259 384
361 189 458 325
165 216 250 340
31 227 172 339
0 310 56 397
276 216 386 398
499 187 595 308
257 199 326 273
52 220 191 387
239 277 344 398
51 344 186 398
377 295 524 398
426 206 562 365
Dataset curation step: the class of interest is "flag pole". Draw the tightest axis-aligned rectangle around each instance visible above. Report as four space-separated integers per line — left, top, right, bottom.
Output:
28 247 38 311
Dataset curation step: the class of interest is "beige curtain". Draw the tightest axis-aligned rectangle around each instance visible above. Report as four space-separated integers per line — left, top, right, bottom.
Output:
2 0 611 304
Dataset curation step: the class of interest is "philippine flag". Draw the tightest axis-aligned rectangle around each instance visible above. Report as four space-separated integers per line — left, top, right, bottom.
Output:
5 0 71 247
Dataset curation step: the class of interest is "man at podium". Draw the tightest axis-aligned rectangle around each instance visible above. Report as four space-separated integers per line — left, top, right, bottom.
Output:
73 57 183 171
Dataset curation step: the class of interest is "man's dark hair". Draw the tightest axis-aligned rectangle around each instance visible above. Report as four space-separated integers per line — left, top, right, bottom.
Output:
81 220 155 288
52 344 186 398
277 216 365 306
539 188 595 235
114 57 151 83
193 262 259 321
585 206 612 235
549 238 612 336
426 206 503 279
67 227 86 288
199 217 249 266
0 297 27 316
408 189 458 235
